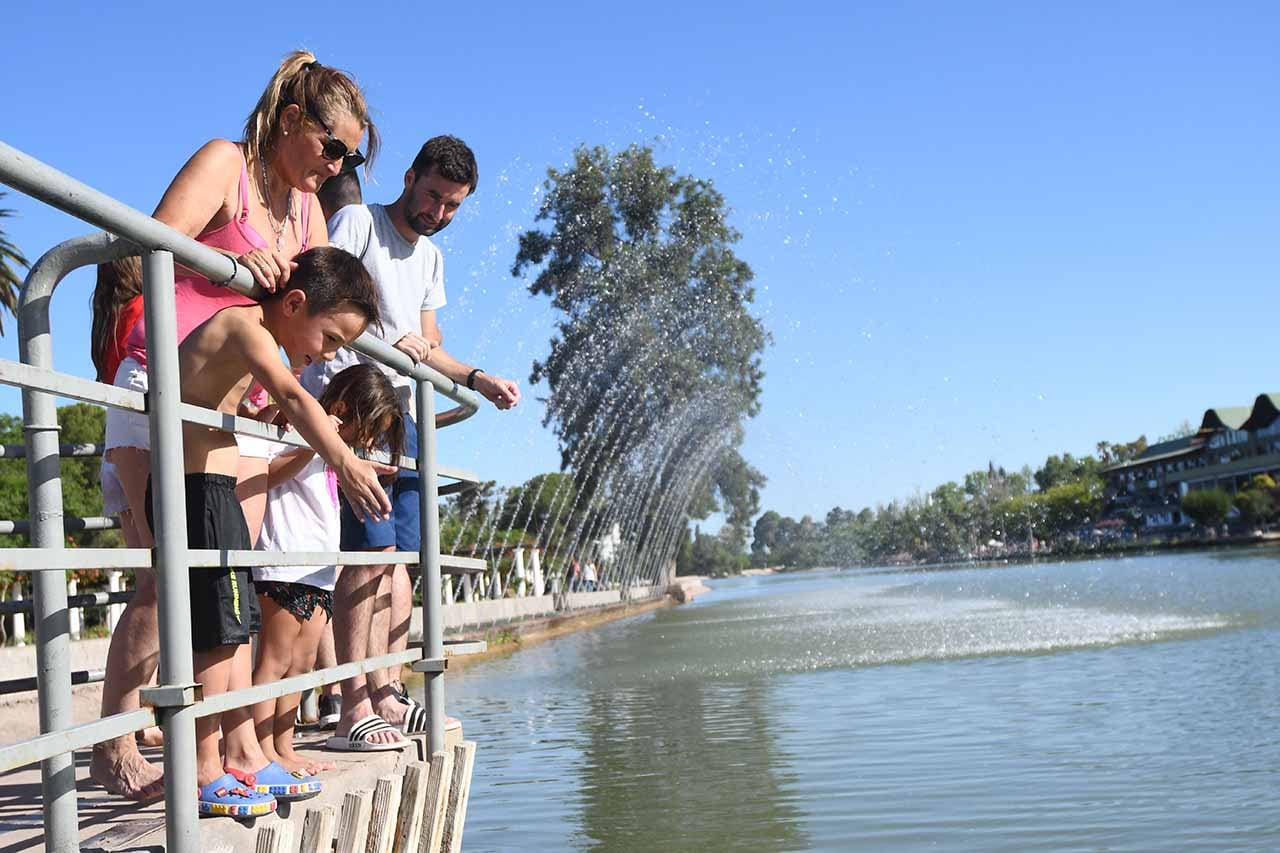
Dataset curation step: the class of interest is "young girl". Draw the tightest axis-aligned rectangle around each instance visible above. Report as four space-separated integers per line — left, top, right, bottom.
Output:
238 364 403 785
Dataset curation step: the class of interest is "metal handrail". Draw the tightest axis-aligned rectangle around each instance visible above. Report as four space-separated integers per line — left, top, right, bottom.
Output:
0 356 484 476
0 141 482 421
0 139 474 851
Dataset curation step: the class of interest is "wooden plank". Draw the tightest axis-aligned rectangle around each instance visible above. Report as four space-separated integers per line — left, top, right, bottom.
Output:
392 762 430 853
418 749 454 853
336 788 373 853
441 741 477 853
254 822 295 853
366 773 404 853
300 805 338 853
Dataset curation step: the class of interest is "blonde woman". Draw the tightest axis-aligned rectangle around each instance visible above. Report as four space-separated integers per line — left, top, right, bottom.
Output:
93 50 378 806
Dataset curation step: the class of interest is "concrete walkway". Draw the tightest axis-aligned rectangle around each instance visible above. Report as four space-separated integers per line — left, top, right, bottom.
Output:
0 716 459 852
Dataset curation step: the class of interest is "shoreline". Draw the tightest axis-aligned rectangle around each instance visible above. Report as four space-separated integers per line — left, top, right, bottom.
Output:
751 535 1280 578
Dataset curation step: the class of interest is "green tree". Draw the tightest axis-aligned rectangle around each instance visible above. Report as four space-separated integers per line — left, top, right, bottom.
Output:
750 509 786 566
496 472 577 537
1034 453 1101 491
1039 478 1104 537
1096 436 1149 466
679 526 747 576
1181 488 1234 528
0 192 29 335
1233 475 1276 527
514 144 769 544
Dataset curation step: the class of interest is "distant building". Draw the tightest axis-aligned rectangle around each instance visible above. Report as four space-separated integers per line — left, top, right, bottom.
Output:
1102 393 1280 530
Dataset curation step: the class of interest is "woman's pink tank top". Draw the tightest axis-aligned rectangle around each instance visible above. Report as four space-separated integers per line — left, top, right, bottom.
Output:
126 146 312 368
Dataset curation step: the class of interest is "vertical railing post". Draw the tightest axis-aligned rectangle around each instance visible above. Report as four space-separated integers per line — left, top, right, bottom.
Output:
141 250 200 851
415 379 445 754
20 277 78 853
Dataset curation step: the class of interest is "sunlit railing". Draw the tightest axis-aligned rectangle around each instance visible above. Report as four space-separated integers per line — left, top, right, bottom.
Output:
0 140 485 852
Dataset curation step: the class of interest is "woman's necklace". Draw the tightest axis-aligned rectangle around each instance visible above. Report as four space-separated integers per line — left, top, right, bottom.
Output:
259 158 294 252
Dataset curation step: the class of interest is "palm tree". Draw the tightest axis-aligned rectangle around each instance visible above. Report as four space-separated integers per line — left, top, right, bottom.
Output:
0 191 29 335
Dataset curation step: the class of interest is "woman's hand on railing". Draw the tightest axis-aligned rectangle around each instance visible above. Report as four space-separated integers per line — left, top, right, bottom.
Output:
237 247 296 292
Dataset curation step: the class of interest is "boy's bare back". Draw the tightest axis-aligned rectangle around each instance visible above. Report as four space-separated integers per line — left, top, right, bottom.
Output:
178 304 276 477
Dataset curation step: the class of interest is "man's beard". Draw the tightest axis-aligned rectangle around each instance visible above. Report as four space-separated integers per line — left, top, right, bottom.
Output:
406 200 445 236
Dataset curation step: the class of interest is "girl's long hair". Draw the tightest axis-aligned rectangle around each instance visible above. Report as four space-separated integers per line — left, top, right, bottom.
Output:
242 50 380 177
90 256 143 382
319 363 405 471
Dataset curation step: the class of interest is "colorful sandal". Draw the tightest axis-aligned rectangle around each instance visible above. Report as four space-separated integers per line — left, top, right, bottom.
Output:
226 762 322 800
197 773 277 818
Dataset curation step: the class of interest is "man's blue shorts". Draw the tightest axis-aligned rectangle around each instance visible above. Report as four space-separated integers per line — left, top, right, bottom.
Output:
340 411 420 552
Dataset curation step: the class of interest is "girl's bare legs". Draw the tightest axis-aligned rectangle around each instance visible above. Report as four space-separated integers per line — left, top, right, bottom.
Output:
250 594 301 768
273 603 336 774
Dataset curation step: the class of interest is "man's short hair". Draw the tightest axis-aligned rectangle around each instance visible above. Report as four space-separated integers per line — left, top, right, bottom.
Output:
318 169 363 221
267 246 381 329
410 135 478 195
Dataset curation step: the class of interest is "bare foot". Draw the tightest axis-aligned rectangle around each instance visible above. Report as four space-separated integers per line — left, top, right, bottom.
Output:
275 747 337 775
89 744 165 802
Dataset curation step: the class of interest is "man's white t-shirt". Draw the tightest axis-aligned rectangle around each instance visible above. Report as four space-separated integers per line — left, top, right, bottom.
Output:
306 202 446 410
253 444 340 591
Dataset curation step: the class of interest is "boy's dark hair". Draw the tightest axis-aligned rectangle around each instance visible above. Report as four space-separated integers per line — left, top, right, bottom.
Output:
319 363 405 471
269 246 381 330
410 135 478 195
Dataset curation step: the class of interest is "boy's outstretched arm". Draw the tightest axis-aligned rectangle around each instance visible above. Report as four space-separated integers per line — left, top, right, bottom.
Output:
238 325 393 521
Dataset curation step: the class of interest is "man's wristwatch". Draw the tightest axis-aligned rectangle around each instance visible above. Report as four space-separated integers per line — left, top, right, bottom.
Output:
466 368 484 390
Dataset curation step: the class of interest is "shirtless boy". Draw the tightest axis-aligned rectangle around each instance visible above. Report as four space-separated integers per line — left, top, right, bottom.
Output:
157 245 391 817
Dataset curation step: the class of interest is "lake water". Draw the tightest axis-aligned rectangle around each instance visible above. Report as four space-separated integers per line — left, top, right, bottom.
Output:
448 548 1280 851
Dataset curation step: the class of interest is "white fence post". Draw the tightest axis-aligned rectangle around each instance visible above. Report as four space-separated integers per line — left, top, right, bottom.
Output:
107 570 123 632
530 549 544 597
67 577 80 640
513 548 526 598
12 577 26 646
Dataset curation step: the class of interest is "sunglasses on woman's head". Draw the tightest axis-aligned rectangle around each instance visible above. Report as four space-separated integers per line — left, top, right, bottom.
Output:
304 110 365 168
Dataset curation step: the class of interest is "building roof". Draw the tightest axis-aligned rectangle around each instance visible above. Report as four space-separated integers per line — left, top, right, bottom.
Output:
1242 393 1280 431
1102 392 1279 475
1103 435 1197 472
1200 405 1252 431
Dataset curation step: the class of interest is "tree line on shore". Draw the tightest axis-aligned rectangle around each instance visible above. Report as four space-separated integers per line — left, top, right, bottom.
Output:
717 438 1279 575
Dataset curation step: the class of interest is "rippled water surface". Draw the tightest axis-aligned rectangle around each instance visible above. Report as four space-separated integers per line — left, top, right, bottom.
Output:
448 548 1280 851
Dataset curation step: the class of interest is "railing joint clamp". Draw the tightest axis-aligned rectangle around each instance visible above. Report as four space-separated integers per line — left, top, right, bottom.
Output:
410 657 448 674
140 683 202 708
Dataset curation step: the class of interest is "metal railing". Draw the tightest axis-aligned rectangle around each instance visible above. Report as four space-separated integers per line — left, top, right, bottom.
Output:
0 140 484 853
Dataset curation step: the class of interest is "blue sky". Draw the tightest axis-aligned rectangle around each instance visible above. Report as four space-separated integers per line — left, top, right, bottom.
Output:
2 1 1277 524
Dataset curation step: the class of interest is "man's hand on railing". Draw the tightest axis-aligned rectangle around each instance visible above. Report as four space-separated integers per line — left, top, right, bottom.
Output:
476 373 521 410
394 332 435 363
335 454 395 521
